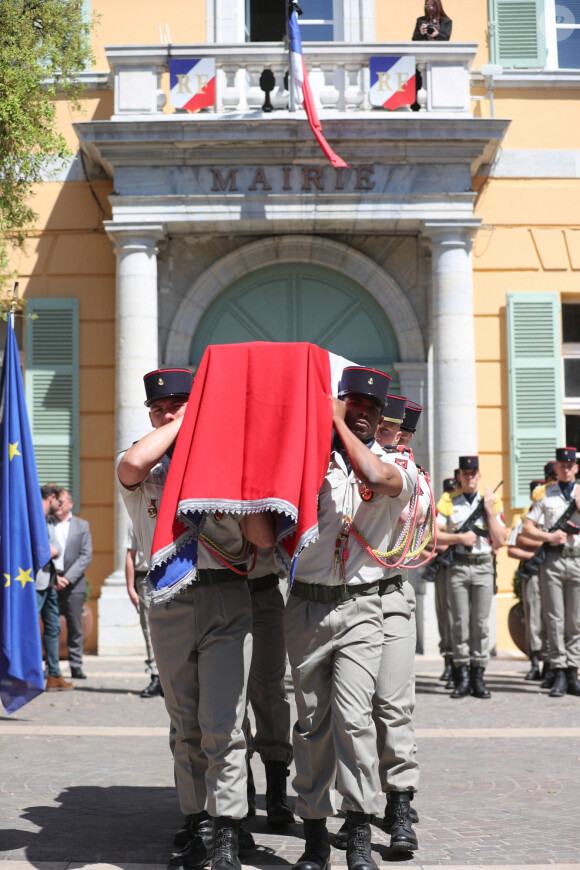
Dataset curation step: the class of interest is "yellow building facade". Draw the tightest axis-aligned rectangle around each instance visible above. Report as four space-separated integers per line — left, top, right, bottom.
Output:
9 0 580 654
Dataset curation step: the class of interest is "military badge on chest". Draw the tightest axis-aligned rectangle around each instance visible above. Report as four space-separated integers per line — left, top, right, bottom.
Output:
148 499 158 519
358 481 373 501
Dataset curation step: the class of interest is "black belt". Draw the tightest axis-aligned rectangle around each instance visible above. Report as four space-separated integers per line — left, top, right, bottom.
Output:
196 568 245 586
290 575 402 603
454 554 492 565
546 545 580 558
246 573 279 594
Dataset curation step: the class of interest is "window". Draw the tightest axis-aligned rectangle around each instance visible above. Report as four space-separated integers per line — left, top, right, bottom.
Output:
246 0 337 42
562 305 580 439
25 299 80 508
549 1 580 69
489 0 580 69
506 292 563 507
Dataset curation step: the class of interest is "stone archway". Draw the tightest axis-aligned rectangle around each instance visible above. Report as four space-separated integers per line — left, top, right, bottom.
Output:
165 235 425 365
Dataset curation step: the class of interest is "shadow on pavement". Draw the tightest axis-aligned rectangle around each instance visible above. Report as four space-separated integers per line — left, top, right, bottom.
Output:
2 786 179 863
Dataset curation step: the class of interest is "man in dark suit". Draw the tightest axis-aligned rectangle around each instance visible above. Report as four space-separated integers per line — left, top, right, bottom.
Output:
51 490 93 679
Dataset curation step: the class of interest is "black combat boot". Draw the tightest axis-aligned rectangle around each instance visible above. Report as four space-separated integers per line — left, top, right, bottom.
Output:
541 666 555 688
470 664 491 699
345 811 379 870
440 655 453 682
140 674 164 697
450 664 470 698
211 818 241 870
237 823 255 853
548 668 568 698
445 664 457 690
383 790 419 827
265 760 295 825
566 666 580 696
524 654 541 681
387 792 418 853
170 812 214 870
293 819 330 870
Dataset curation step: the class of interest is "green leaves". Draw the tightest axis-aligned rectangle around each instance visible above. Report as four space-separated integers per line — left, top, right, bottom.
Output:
0 0 94 287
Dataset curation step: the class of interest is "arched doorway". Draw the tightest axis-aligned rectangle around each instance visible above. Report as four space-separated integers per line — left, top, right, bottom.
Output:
189 263 400 388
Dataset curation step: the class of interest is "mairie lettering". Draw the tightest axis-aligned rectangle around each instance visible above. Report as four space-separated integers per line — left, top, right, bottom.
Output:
210 166 375 193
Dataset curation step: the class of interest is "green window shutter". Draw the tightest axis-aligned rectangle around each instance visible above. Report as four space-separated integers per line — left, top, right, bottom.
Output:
25 299 80 508
489 0 546 68
506 292 562 508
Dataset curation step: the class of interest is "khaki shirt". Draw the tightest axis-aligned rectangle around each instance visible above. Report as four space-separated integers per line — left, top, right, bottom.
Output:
527 482 580 547
117 452 249 572
436 491 505 555
294 441 417 587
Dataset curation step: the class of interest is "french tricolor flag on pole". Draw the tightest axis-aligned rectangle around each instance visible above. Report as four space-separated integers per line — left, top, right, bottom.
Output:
288 3 348 169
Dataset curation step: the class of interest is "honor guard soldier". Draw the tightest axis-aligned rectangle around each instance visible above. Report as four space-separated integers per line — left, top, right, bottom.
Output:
506 479 548 682
284 367 417 870
372 394 421 853
523 447 580 697
436 456 506 699
117 368 269 870
434 477 459 686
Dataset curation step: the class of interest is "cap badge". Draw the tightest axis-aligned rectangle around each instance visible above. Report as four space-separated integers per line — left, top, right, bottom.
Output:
158 377 164 386
368 377 374 385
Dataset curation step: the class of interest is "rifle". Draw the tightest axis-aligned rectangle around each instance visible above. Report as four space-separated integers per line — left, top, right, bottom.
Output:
515 497 579 583
423 480 503 582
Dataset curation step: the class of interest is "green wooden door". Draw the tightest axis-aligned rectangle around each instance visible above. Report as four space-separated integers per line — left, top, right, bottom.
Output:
190 263 400 388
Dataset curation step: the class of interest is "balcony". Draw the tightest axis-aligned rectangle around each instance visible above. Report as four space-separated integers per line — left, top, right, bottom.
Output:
106 42 479 119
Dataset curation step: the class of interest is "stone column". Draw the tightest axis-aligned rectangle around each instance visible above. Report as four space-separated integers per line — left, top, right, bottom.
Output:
423 220 480 492
98 223 165 656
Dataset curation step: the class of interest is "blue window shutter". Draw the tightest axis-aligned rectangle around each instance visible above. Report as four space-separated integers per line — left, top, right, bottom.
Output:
25 299 80 509
506 292 562 508
489 0 546 68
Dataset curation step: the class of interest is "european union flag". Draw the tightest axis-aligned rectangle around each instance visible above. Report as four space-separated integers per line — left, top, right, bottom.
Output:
0 311 51 713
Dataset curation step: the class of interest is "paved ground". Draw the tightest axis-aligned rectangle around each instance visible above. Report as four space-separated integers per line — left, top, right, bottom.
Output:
1 654 579 870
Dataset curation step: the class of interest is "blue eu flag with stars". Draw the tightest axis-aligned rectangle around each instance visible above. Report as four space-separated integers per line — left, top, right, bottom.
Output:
0 312 51 713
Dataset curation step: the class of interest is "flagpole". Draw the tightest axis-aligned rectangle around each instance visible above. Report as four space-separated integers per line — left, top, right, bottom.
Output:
287 0 300 112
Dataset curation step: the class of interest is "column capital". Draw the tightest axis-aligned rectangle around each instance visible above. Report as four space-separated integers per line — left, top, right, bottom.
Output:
104 222 166 253
422 219 481 246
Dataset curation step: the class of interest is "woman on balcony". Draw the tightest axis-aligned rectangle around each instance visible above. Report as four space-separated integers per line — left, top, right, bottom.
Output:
412 0 452 42
410 0 452 111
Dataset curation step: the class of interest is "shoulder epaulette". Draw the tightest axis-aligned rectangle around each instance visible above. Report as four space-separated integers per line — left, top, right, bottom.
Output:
531 483 546 502
436 491 455 517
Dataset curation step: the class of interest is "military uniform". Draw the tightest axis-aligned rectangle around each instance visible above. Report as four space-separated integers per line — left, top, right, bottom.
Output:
244 548 294 824
124 521 160 690
117 367 253 870
285 367 416 870
526 477 580 687
436 461 504 694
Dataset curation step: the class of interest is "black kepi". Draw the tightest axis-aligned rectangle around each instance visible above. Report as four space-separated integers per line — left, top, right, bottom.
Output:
458 455 479 470
400 401 422 433
143 368 193 406
338 366 391 407
555 446 577 463
381 394 407 424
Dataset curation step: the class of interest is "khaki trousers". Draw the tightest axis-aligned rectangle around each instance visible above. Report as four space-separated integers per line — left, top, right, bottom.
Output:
246 585 292 765
373 588 420 795
522 574 544 657
149 581 252 819
284 593 383 819
447 561 494 666
540 554 580 669
135 573 158 677
434 567 453 656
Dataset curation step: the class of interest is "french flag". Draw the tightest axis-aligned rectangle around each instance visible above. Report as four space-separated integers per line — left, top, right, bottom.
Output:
288 4 348 169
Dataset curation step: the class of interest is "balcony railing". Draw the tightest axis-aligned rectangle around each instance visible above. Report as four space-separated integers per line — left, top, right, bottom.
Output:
106 42 478 118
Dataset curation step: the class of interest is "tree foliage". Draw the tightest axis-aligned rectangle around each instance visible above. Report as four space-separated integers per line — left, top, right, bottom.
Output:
0 0 93 284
